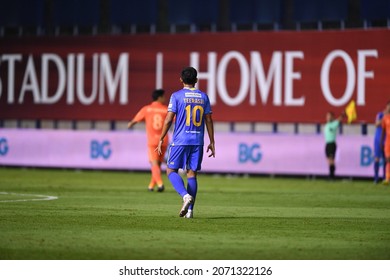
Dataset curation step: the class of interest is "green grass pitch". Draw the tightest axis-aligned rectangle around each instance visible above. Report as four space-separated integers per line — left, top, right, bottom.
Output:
0 167 389 260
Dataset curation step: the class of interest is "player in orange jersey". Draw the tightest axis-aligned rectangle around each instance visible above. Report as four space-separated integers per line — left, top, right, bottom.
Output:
128 89 169 192
381 101 390 185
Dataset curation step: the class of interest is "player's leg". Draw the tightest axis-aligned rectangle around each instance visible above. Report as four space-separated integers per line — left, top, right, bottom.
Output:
325 143 336 179
382 153 387 182
185 170 197 218
156 145 167 192
151 160 163 188
373 157 380 183
147 177 156 191
328 158 335 179
384 158 390 185
166 145 193 216
147 146 158 191
148 145 167 191
383 144 390 184
374 138 382 183
167 167 187 196
167 164 193 217
185 146 204 218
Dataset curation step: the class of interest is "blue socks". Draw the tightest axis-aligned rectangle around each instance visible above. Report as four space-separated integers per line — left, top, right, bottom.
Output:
187 177 198 210
374 160 387 182
374 161 380 182
374 161 379 182
168 173 198 211
168 172 187 197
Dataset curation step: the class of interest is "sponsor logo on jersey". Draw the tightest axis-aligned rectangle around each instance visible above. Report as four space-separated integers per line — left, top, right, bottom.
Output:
185 92 202 98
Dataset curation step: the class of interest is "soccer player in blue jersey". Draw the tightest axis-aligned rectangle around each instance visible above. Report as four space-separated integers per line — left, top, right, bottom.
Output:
374 106 387 183
156 67 215 218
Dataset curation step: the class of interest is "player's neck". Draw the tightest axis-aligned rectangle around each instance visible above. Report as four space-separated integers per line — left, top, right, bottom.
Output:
183 83 196 89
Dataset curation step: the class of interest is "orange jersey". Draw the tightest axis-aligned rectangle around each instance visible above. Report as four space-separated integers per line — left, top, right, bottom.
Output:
382 114 390 157
132 101 169 146
382 114 390 142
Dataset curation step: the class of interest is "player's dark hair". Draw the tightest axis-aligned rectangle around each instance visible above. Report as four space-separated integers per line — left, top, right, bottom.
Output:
181 67 197 85
152 89 164 101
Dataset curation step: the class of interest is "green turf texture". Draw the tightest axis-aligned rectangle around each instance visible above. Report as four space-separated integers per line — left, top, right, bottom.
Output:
0 168 389 260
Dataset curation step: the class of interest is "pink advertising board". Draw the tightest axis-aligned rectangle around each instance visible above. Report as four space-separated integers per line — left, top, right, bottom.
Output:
0 129 150 170
0 129 376 177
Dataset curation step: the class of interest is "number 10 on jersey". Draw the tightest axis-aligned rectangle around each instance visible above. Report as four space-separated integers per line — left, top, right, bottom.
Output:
185 105 204 127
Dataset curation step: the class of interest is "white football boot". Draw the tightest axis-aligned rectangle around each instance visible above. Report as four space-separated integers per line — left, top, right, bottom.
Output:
184 210 193 219
179 194 193 217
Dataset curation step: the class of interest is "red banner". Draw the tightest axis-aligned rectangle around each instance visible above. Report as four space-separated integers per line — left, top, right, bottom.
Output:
0 29 389 122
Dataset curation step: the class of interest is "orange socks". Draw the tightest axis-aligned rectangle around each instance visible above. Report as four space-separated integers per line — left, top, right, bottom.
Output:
151 164 163 187
148 177 155 189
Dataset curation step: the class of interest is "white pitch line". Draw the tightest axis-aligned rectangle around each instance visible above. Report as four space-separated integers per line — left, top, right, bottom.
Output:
0 192 58 203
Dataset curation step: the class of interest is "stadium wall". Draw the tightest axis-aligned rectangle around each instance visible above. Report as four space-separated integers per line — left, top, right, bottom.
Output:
0 129 378 178
0 29 389 124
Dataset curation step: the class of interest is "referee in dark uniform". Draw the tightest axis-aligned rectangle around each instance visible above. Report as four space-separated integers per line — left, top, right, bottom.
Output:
324 111 345 180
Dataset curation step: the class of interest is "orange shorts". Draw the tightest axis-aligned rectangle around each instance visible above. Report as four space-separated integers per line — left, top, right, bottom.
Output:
148 145 167 163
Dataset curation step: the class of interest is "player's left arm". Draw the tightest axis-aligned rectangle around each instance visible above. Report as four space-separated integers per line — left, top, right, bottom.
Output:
156 111 175 155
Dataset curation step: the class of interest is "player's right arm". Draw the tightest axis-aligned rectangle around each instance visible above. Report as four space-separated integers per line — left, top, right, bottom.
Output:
127 120 136 129
156 111 175 155
381 117 387 149
127 107 146 129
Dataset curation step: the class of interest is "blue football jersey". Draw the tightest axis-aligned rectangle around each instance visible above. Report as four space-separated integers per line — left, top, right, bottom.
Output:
168 87 212 145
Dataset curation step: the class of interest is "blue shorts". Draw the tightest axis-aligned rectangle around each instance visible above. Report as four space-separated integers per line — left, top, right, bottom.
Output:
166 145 204 171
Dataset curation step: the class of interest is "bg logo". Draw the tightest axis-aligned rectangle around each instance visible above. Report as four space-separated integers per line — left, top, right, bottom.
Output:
90 140 112 159
239 143 262 163
0 138 9 156
360 145 383 166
